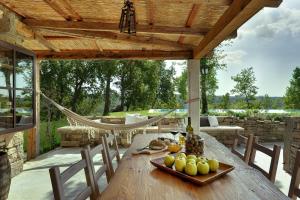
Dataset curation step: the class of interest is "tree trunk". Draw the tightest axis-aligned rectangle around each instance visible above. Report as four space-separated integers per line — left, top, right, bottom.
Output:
103 75 111 116
71 80 83 112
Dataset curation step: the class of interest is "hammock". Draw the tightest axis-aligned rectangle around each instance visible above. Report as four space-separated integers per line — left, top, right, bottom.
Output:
41 93 175 131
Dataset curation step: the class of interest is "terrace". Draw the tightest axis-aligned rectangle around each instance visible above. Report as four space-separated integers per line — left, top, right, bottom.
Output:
1 0 300 200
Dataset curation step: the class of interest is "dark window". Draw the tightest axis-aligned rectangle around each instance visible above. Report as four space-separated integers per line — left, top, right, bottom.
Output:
0 41 35 134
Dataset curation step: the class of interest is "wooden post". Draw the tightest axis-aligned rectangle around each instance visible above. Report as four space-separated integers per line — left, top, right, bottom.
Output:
35 59 41 156
188 60 201 134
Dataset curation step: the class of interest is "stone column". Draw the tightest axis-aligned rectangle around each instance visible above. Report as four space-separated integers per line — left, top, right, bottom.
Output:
188 60 201 134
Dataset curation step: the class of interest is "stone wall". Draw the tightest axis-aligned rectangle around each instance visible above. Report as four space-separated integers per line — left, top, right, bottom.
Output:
283 117 300 174
0 132 24 177
217 116 286 142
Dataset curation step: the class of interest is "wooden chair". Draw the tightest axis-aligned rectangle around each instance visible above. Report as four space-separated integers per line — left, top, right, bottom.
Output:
249 138 281 183
81 137 111 197
288 150 300 199
231 134 254 164
103 131 121 176
49 155 96 200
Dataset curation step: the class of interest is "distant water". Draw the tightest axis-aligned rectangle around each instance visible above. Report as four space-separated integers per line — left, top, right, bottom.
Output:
149 109 300 114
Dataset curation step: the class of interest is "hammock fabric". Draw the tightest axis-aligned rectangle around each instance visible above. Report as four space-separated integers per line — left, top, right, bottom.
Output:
41 93 175 131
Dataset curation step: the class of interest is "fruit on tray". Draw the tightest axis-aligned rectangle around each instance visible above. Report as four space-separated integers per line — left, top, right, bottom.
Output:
164 155 175 167
208 159 219 172
163 153 220 176
168 143 182 153
186 154 197 161
175 157 186 172
186 158 196 164
176 152 186 159
185 162 197 176
197 161 210 175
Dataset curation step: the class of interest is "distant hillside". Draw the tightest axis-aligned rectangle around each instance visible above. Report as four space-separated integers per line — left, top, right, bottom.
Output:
212 96 285 108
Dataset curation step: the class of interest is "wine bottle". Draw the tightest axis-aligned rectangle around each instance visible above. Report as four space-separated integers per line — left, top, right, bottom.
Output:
186 117 194 135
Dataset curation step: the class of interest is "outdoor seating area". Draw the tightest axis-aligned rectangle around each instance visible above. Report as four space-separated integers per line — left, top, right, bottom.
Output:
2 0 300 200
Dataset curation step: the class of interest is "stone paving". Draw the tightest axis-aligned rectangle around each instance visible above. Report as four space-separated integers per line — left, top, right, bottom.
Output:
8 143 291 200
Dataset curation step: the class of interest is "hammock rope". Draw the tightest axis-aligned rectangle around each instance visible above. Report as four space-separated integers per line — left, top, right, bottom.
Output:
41 93 175 131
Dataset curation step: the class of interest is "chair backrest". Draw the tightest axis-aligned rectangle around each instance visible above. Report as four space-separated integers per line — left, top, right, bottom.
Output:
49 156 95 200
288 150 300 199
103 131 121 176
249 138 281 183
81 137 111 197
231 134 254 163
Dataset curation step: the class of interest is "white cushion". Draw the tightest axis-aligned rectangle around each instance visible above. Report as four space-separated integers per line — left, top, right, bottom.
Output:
125 114 147 124
208 116 219 127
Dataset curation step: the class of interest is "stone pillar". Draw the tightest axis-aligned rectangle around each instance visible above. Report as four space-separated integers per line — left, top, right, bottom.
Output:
188 60 201 134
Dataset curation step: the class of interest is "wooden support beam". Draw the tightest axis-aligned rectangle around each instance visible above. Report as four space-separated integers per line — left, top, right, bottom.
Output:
178 4 201 44
34 30 60 52
23 19 209 37
193 0 282 59
147 0 155 25
153 0 233 6
35 50 193 60
60 0 82 21
27 128 37 160
44 0 82 21
38 28 195 49
95 39 103 52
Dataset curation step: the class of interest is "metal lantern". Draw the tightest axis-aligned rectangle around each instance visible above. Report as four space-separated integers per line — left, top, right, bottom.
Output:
119 0 136 34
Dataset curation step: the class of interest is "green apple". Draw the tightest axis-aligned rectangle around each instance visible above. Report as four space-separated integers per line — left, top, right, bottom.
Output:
176 152 186 159
164 155 175 167
208 159 219 172
196 156 208 164
175 157 186 172
186 159 196 164
186 154 197 161
185 162 197 176
197 161 210 175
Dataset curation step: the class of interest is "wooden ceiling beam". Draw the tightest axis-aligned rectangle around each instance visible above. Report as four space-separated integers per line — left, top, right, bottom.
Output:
147 0 154 25
95 39 104 52
178 4 201 44
23 19 209 37
43 0 82 21
193 0 282 59
153 0 233 6
35 50 193 60
34 30 60 52
37 28 195 49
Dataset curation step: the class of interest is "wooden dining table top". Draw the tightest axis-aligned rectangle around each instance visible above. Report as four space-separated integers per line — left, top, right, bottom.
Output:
100 132 289 200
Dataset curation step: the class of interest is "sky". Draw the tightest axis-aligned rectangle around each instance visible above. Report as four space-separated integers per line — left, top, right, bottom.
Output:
167 0 300 97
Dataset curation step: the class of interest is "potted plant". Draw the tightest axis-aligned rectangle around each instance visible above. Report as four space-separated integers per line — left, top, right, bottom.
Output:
0 146 11 200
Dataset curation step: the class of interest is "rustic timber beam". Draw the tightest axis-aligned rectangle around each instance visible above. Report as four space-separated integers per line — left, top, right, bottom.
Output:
22 19 209 37
38 28 195 49
153 0 233 6
35 50 193 60
34 30 60 52
193 0 282 58
178 4 201 44
94 40 104 52
44 0 82 21
147 0 155 25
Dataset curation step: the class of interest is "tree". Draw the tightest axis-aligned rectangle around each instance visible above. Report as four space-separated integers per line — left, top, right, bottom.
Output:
261 94 272 109
285 67 300 109
156 63 177 108
231 67 258 109
200 49 226 113
175 68 187 106
94 60 118 116
220 93 230 109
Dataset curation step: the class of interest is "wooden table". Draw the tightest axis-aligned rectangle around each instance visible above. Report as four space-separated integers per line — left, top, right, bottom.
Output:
100 132 289 200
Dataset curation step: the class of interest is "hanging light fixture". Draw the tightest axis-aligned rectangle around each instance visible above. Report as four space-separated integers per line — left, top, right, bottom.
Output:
119 0 136 35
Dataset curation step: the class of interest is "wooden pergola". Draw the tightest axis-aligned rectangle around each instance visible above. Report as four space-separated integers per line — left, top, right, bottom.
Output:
0 0 282 157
